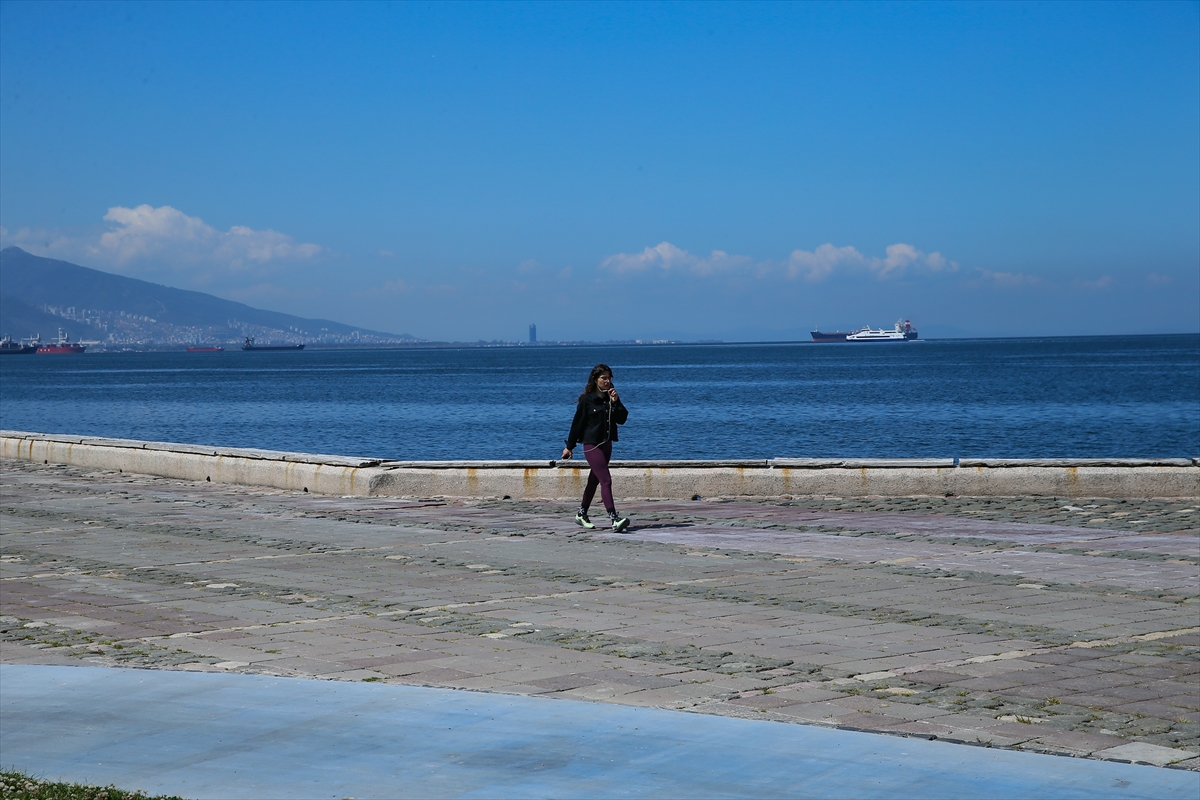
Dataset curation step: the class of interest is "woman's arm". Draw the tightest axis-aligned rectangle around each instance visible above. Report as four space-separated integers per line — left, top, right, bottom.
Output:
563 398 587 458
612 397 629 425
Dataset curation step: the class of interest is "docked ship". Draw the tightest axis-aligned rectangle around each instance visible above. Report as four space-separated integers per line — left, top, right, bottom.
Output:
242 336 305 351
186 346 225 352
35 329 87 354
812 319 918 342
0 335 36 355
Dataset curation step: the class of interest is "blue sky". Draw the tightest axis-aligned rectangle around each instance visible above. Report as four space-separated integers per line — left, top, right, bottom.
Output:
1 0 1197 341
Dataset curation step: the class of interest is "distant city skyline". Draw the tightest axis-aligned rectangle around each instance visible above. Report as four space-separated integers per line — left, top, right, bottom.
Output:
1 1 1197 341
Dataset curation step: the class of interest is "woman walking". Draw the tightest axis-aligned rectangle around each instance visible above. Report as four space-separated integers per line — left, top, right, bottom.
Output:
561 363 630 532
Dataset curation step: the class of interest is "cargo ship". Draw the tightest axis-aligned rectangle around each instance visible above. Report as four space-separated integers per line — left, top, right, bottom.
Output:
0 335 36 355
810 329 853 343
186 346 225 352
242 336 305 351
35 329 87 354
812 319 918 342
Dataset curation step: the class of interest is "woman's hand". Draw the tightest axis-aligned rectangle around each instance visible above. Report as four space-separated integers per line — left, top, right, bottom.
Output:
608 388 619 403
561 447 573 460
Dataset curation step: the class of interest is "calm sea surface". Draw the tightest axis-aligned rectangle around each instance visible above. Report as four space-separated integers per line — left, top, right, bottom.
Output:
1 335 1196 461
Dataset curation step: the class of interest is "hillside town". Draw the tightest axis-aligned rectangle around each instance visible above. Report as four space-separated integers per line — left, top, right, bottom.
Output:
28 303 415 348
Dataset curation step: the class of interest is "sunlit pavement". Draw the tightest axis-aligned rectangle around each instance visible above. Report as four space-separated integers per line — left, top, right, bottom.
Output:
4 664 1198 799
2 458 1198 795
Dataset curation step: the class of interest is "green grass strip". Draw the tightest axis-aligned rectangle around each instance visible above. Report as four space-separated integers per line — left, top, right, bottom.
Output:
0 769 185 800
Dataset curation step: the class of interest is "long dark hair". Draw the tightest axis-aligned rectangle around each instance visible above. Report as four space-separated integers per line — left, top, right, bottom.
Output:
579 363 612 400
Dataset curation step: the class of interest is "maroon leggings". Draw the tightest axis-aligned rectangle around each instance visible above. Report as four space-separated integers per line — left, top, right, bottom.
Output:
581 440 614 512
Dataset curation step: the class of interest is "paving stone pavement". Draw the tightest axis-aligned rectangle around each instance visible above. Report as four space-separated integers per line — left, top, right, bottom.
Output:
2 459 1198 771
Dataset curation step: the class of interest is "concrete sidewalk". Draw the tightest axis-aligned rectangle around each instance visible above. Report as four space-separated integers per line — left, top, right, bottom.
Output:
4 664 1197 799
2 458 1198 789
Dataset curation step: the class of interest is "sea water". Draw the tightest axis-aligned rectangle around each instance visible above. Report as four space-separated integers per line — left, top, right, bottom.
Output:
0 335 1196 461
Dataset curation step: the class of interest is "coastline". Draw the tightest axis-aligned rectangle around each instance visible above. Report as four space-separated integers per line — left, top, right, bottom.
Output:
3 430 1196 499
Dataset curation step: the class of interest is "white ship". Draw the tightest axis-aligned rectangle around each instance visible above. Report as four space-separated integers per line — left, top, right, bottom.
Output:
844 319 918 342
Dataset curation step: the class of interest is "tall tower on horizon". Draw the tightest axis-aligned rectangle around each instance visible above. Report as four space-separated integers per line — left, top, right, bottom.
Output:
529 323 537 343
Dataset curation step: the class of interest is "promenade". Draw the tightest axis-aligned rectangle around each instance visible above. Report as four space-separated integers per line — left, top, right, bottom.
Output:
2 457 1198 793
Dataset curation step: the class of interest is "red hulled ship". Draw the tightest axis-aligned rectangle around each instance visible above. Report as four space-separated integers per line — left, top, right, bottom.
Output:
35 329 86 354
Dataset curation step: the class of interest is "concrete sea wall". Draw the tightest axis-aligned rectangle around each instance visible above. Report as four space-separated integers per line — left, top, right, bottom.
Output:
2 431 1197 499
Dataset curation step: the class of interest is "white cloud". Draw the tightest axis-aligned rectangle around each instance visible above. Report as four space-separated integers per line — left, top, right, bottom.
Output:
1146 273 1172 287
601 242 694 273
602 241 957 282
786 243 867 282
785 242 945 282
2 206 325 288
600 242 752 277
872 243 921 279
93 205 322 270
0 225 80 260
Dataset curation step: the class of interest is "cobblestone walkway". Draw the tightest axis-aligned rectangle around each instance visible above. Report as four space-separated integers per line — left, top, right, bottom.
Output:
2 460 1197 770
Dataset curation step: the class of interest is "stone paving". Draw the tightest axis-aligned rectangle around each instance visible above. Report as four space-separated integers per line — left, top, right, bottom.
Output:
2 459 1198 771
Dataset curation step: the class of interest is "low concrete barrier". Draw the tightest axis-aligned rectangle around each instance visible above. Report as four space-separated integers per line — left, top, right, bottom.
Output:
2 431 1196 499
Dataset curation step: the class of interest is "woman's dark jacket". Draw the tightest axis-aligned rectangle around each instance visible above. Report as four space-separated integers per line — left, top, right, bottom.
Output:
565 391 628 449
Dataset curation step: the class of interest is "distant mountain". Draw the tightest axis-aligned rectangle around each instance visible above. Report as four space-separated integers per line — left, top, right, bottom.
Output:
0 247 417 345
